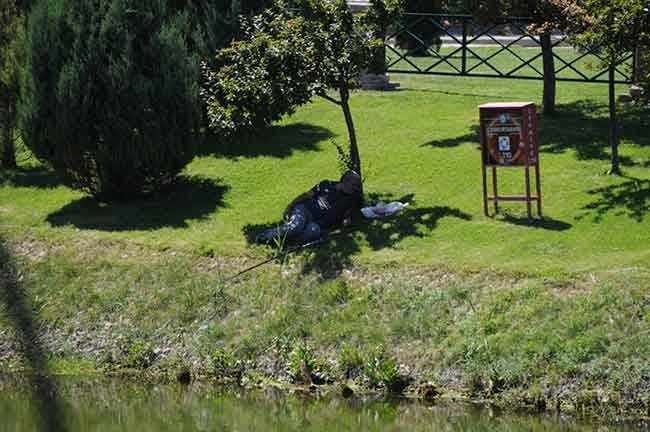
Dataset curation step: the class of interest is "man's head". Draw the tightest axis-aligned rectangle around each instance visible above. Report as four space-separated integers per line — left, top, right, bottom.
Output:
339 170 362 195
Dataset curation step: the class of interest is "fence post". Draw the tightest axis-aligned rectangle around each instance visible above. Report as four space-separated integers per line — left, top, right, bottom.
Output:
461 18 468 75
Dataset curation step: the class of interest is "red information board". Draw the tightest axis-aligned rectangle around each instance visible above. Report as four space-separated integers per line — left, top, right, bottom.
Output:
479 102 542 220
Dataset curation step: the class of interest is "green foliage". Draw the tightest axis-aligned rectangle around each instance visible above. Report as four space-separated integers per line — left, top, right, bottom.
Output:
361 0 404 73
20 0 202 200
201 0 390 175
338 343 364 379
209 347 238 378
287 341 317 383
124 337 156 370
364 349 400 389
333 141 356 174
396 0 443 55
551 0 647 65
201 2 318 135
0 0 23 168
320 279 350 305
179 0 273 57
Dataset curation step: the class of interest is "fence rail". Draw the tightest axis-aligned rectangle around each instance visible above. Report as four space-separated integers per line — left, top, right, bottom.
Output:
385 13 635 84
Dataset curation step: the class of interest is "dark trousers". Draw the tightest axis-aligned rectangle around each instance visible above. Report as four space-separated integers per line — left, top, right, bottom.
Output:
258 204 322 244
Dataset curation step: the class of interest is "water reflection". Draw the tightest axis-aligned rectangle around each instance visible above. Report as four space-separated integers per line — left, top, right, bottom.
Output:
0 377 642 432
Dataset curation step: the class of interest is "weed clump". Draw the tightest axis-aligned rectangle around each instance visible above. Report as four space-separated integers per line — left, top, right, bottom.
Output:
363 349 410 394
124 338 157 370
338 343 364 379
209 348 239 379
287 341 330 385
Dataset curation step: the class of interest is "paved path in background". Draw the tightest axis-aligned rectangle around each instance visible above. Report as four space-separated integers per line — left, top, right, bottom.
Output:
347 0 570 47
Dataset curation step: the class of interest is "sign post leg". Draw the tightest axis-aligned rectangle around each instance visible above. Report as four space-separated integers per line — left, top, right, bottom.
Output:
491 166 499 214
535 162 542 217
525 164 533 222
482 163 489 216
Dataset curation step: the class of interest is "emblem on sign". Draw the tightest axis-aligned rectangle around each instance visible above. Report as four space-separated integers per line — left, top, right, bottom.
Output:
485 113 524 165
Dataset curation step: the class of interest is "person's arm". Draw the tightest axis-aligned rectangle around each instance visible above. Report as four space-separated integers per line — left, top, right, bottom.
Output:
342 209 353 227
342 191 363 226
283 190 315 219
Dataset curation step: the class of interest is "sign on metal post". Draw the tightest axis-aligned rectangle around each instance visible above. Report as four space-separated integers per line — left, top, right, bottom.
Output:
479 102 541 221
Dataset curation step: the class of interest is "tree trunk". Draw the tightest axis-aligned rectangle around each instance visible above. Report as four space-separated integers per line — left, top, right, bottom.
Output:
1 133 17 169
634 45 646 83
541 33 556 116
608 66 620 175
339 87 361 178
0 100 18 169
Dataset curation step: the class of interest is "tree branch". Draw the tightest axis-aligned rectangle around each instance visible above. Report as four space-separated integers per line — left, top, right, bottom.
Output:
318 93 342 106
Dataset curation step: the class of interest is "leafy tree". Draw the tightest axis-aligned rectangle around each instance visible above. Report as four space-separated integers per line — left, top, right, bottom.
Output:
201 3 319 135
20 0 203 199
0 0 24 169
298 0 384 178
203 0 390 180
551 0 647 174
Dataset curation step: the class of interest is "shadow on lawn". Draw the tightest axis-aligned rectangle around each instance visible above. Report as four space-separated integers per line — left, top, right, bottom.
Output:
421 125 480 148
578 176 650 223
0 237 66 431
46 176 229 231
242 193 472 279
420 101 650 167
539 100 650 166
198 122 335 159
0 166 61 189
402 88 513 100
499 214 572 231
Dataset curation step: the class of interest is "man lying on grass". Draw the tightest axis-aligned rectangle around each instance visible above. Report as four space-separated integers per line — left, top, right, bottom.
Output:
255 170 363 245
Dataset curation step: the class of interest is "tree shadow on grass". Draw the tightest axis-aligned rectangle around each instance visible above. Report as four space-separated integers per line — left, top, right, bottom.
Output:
418 101 650 167
0 166 61 189
0 237 66 431
242 193 472 279
46 176 229 231
539 100 650 166
198 122 335 159
421 125 480 148
401 88 514 100
577 176 650 223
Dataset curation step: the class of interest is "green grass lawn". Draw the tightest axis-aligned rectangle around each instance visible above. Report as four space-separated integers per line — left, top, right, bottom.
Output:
2 73 648 275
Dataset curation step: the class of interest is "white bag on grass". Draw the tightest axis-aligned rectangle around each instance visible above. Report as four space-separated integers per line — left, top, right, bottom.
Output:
361 201 409 219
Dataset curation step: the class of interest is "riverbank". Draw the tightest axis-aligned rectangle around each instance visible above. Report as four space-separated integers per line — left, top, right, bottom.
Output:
2 233 650 423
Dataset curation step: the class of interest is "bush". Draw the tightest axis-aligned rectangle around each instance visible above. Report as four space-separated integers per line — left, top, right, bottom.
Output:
20 0 203 200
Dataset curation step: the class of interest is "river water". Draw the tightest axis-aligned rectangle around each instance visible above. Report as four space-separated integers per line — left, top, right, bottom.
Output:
0 378 645 431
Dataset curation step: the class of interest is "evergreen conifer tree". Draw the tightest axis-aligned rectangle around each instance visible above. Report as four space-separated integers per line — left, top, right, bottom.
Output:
0 0 24 169
21 0 202 199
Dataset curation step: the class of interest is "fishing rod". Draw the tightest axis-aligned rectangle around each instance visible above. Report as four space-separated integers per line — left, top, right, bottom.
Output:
208 230 346 322
223 236 329 283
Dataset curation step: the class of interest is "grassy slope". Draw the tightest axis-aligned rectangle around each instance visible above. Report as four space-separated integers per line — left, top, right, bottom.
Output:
1 71 650 416
1 74 648 274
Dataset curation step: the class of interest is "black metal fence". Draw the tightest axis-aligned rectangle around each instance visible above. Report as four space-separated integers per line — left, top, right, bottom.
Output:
385 13 636 84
